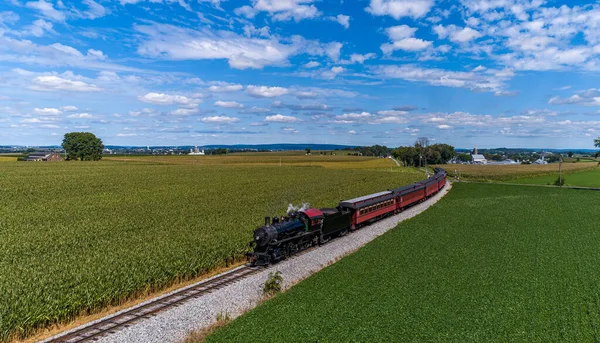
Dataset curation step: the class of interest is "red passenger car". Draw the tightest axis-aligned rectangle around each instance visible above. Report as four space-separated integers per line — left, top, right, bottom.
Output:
338 191 396 229
421 177 439 197
392 183 425 209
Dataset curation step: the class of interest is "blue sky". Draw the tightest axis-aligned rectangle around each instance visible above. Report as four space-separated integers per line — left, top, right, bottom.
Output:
1 0 600 148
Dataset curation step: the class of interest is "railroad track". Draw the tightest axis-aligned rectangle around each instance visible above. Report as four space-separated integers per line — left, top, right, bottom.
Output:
45 266 259 343
44 185 448 343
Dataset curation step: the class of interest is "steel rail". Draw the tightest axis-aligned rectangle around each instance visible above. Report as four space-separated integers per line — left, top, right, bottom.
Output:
45 179 449 343
45 266 259 343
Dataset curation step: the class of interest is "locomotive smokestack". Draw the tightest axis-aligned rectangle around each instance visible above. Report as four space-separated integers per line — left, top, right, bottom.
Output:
265 216 270 226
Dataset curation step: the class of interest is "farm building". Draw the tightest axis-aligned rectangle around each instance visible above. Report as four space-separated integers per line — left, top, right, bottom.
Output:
24 151 64 162
470 147 487 164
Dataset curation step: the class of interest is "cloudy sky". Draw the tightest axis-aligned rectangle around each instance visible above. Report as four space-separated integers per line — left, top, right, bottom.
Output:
1 0 600 148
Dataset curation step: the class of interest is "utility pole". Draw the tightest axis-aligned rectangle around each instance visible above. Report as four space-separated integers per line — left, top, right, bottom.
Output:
559 159 563 187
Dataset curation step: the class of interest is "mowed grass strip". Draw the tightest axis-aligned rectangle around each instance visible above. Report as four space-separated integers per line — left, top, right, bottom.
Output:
437 162 597 181
207 183 600 343
0 161 422 341
511 168 600 188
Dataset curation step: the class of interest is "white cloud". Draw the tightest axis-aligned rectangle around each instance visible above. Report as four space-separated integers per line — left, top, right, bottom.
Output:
60 105 78 112
201 115 240 123
325 42 343 61
87 49 107 60
81 0 107 19
214 100 244 108
170 108 199 116
0 11 19 26
25 0 66 22
243 24 270 38
0 37 140 72
327 14 350 28
433 25 481 43
381 25 431 54
303 61 321 68
295 91 318 99
135 23 338 70
34 107 62 115
377 110 408 116
386 25 418 41
331 66 345 73
138 93 196 105
119 0 192 11
265 114 301 123
348 130 357 134
67 113 95 119
208 82 243 92
372 64 509 93
319 66 346 80
238 0 321 22
234 5 257 18
23 19 53 37
341 53 377 64
31 75 103 92
129 108 157 117
246 85 289 97
282 127 300 134
450 27 482 43
366 0 433 19
382 38 432 53
473 65 487 72
336 112 372 121
437 124 452 129
548 89 600 106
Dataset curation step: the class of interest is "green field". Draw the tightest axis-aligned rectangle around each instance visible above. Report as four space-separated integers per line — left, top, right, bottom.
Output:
207 183 600 343
511 168 600 188
436 162 598 181
0 158 422 341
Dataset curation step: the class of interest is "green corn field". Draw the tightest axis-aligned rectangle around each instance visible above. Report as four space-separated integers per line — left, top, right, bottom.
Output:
0 158 422 341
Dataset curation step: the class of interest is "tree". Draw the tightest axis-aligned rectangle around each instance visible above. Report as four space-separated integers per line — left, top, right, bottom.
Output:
595 138 600 157
567 151 574 158
392 146 419 166
62 132 104 161
305 148 311 155
415 137 430 148
457 153 472 162
428 143 455 163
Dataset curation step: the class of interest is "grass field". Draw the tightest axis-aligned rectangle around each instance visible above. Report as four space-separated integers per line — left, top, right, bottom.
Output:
437 162 598 181
0 157 422 341
207 183 600 343
510 168 600 188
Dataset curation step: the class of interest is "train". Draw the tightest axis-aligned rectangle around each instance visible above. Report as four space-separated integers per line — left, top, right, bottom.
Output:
247 168 447 266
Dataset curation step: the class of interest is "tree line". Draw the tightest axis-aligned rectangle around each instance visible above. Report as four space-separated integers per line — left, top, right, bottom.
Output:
392 138 455 166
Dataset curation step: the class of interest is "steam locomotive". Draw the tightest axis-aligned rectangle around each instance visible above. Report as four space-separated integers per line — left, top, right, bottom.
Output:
247 168 447 266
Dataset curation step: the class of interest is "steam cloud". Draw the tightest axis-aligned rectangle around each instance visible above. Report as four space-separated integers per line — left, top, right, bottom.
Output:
287 203 310 213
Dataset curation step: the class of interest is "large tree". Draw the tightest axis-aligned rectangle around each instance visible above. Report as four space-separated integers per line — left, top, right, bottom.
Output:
62 132 104 161
595 138 600 158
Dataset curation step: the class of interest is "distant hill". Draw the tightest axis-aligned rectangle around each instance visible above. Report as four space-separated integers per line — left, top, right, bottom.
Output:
102 143 358 151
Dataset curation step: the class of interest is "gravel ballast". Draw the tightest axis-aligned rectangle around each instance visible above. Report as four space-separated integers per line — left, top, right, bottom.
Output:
43 182 452 343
